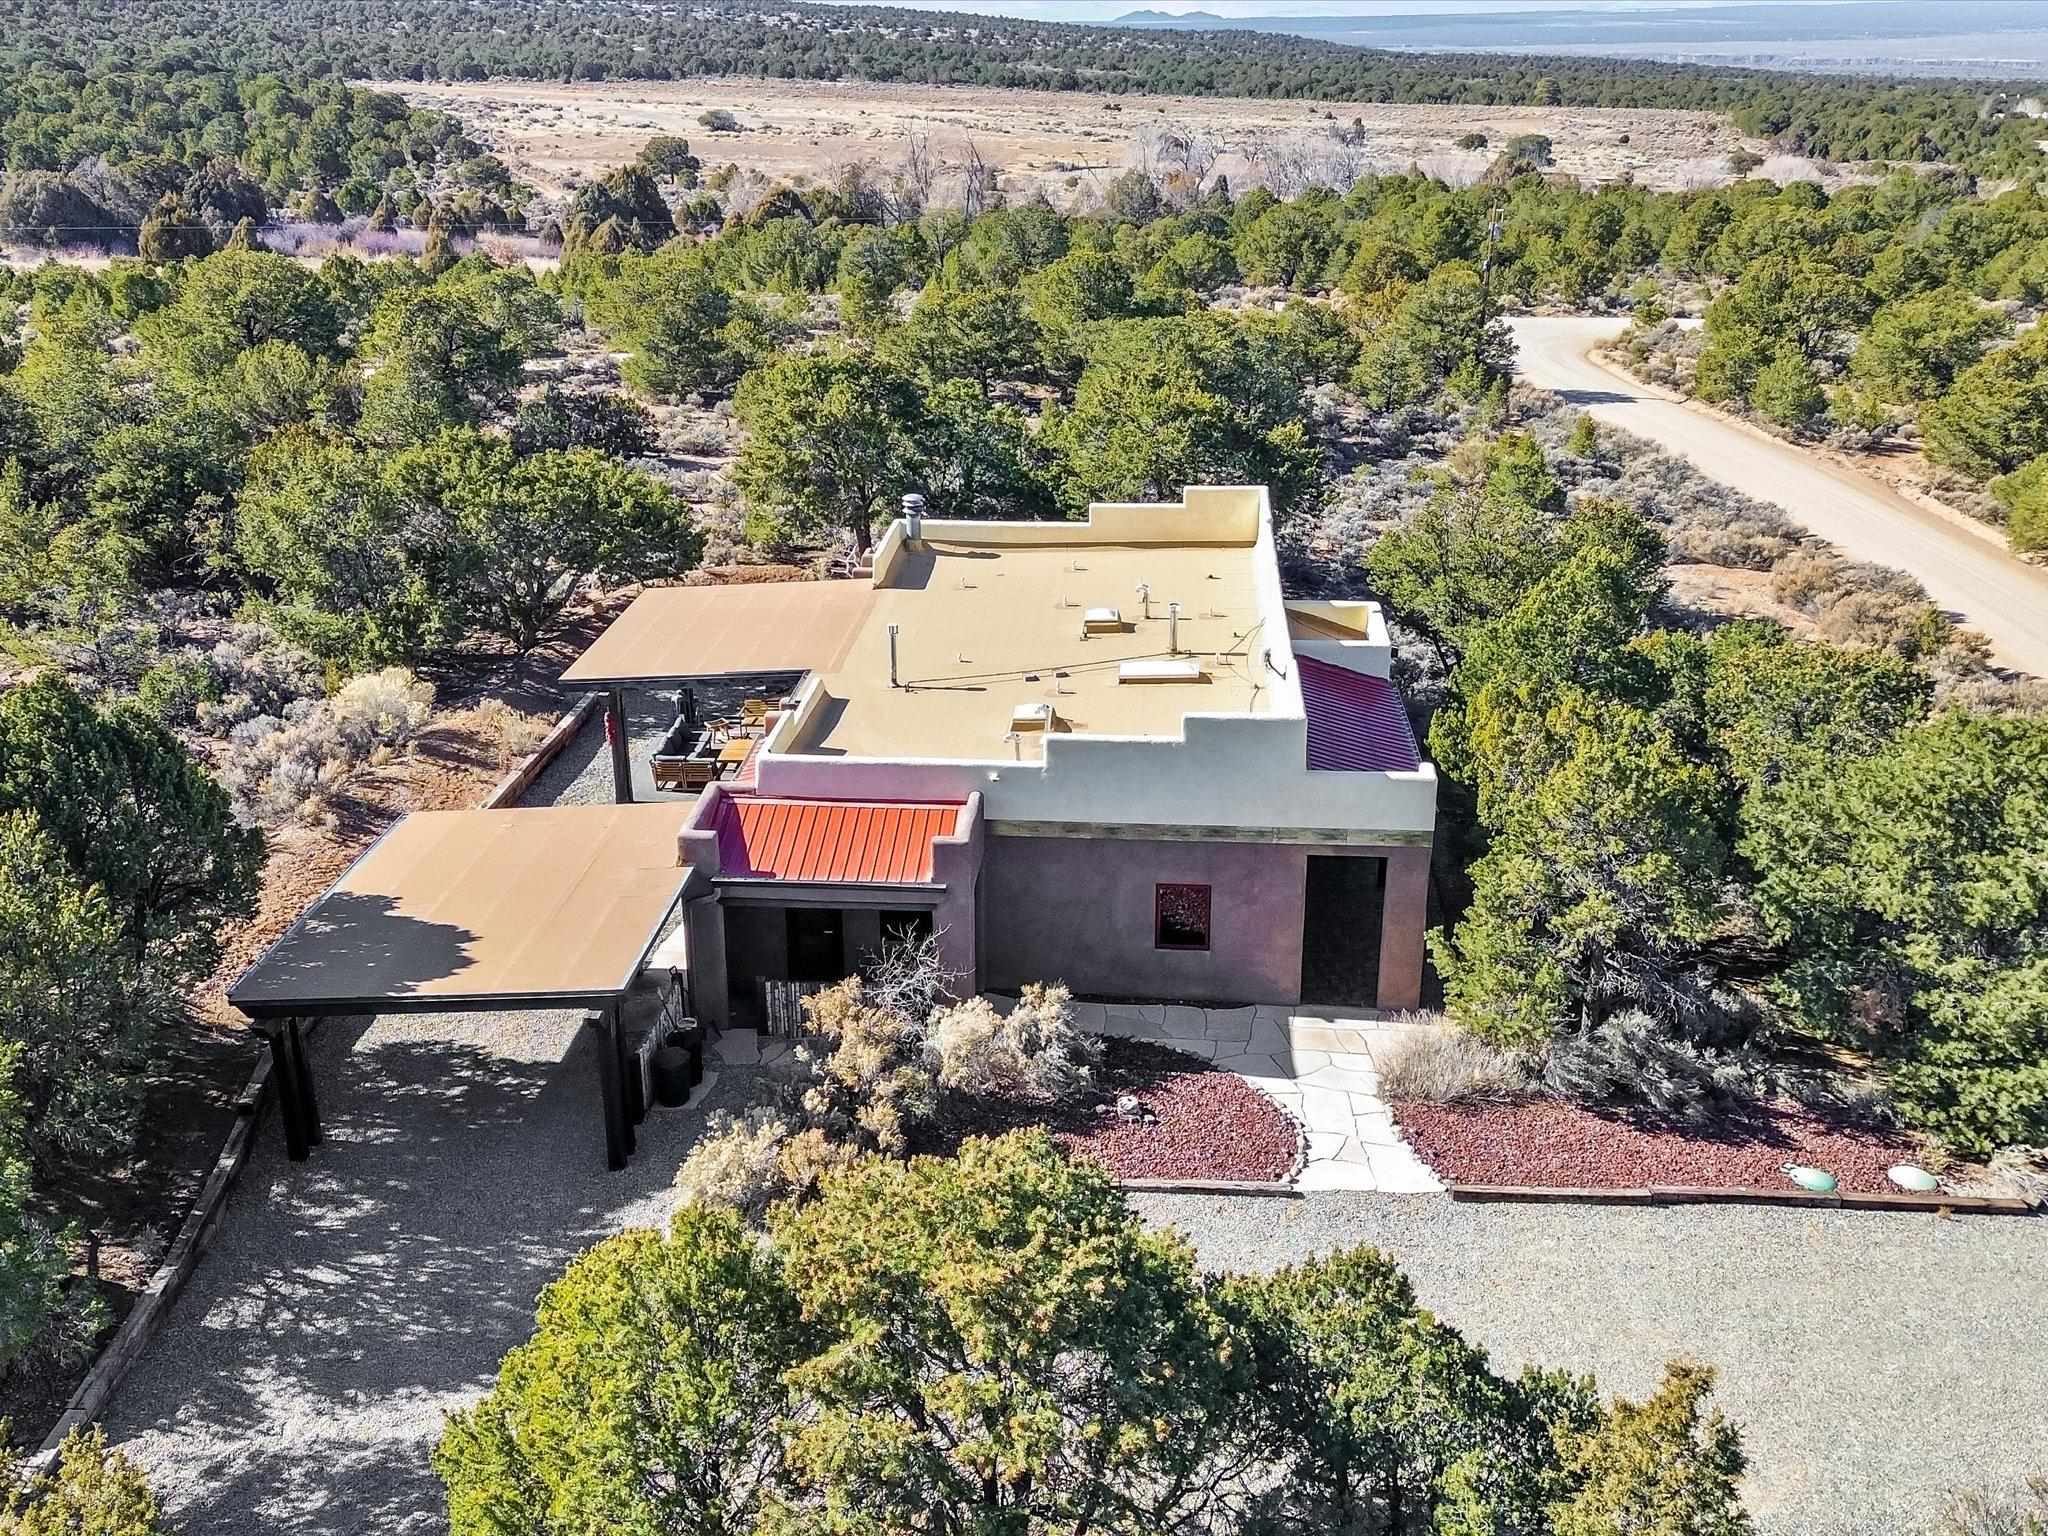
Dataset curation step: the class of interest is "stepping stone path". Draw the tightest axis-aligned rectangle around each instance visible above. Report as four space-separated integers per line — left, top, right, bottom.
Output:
1060 999 1443 1194
714 1006 1444 1194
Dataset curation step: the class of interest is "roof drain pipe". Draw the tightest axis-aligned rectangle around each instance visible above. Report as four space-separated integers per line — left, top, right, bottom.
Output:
1168 601 1180 656
902 492 925 545
888 623 901 689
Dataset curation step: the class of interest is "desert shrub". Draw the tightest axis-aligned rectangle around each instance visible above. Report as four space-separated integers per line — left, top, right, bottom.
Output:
1541 1013 1761 1124
1665 512 1799 570
1935 1478 2048 1536
927 982 1098 1102
788 977 938 1157
224 666 433 824
1377 1021 1534 1103
0 1426 170 1535
1814 588 1953 661
673 1106 800 1221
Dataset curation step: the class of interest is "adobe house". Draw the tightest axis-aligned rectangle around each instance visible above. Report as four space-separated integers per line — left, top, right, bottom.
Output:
230 486 1438 1169
566 485 1439 1029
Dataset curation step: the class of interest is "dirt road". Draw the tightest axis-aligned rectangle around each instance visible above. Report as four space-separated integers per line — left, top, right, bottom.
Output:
1511 316 2048 675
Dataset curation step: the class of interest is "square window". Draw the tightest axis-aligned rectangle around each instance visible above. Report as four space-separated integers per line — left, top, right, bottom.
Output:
1155 882 1212 952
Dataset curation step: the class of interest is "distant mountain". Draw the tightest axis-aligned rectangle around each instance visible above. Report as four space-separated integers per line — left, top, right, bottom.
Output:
1112 9 1225 24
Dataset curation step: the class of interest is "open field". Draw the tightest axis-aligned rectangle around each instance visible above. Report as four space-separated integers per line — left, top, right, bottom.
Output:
373 77 1766 202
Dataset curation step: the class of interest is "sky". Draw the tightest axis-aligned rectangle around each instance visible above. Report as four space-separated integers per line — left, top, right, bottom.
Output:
817 0 1848 20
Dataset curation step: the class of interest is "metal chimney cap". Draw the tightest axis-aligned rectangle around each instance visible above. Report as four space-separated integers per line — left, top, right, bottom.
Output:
901 492 927 514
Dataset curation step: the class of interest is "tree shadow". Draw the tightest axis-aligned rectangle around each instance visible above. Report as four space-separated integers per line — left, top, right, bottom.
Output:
228 893 479 1013
99 1009 745 1536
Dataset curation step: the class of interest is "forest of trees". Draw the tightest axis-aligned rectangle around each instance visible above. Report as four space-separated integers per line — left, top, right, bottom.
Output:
9 0 2047 175
0 59 528 246
2 10 2048 1501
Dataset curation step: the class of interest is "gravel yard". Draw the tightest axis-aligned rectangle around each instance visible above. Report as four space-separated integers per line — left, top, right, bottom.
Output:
1130 1190 2048 1536
100 1009 750 1535
1395 1097 1917 1192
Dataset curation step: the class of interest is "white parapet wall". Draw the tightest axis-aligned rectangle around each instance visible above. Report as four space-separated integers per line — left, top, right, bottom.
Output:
756 487 1437 842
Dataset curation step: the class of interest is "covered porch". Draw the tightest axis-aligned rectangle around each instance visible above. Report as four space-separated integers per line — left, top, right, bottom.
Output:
228 803 698 1171
559 579 875 805
674 785 985 1030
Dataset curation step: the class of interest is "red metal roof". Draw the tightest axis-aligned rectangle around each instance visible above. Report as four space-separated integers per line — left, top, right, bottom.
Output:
1299 656 1421 773
713 796 961 884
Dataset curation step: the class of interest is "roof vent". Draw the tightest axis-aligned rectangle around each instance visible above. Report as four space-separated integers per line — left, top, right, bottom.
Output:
901 492 925 542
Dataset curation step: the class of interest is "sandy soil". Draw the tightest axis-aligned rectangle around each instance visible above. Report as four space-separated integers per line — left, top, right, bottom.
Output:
1511 314 2048 675
369 77 1759 202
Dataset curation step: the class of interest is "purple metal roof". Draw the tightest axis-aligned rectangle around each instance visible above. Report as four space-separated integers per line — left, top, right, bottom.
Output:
1299 656 1421 773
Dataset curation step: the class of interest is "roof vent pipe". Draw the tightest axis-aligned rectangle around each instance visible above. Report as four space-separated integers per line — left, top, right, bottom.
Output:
1168 601 1180 656
902 492 925 544
888 623 901 688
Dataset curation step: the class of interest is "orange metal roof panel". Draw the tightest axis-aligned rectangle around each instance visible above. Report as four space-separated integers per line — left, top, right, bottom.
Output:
714 797 960 884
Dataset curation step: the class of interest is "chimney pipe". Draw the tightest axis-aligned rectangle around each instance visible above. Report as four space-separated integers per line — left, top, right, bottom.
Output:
1168 601 1180 656
888 623 900 688
901 492 925 544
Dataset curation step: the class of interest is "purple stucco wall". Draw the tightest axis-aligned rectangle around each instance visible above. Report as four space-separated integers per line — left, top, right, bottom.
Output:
980 834 1297 1004
981 832 1428 1007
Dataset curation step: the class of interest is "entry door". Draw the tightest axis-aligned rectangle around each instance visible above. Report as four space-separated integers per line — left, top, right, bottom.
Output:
786 908 845 983
1300 855 1386 1006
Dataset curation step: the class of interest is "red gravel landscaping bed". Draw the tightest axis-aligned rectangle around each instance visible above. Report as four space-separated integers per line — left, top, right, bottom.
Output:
917 1039 1301 1183
1394 1097 1919 1193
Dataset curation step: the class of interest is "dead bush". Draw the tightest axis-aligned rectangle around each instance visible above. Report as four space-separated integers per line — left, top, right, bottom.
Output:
927 983 1099 1103
1377 1022 1534 1104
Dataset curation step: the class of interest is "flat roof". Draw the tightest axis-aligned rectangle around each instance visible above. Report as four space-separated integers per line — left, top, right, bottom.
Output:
229 804 690 1016
561 581 876 687
789 539 1271 761
714 796 964 884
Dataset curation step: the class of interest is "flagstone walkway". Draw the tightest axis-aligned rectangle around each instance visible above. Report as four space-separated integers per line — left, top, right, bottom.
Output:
1065 999 1444 1193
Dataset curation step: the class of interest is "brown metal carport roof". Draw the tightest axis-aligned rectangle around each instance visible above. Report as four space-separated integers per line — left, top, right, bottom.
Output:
561 580 876 687
229 803 693 1018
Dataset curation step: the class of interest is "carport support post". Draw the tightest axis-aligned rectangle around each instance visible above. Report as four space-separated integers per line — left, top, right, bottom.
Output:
268 1021 311 1162
591 1005 630 1172
289 1017 322 1147
607 688 633 804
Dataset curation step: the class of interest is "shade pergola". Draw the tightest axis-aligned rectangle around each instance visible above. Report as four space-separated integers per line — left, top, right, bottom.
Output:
562 580 877 805
230 803 695 1170
562 581 875 688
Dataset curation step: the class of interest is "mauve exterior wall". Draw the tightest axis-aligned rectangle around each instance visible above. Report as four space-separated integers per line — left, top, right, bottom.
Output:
982 834 1311 1004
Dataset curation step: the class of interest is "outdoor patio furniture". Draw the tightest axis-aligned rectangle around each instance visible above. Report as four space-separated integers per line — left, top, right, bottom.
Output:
650 715 719 791
716 737 754 777
740 697 770 728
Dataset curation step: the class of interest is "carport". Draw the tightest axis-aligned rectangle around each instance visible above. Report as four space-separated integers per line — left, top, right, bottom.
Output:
229 803 696 1170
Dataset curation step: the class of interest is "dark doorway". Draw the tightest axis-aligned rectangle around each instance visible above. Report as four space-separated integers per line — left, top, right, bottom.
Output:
1301 855 1386 1006
786 908 845 982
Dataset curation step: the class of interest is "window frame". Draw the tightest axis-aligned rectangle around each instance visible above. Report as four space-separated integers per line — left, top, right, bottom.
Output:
1153 881 1213 953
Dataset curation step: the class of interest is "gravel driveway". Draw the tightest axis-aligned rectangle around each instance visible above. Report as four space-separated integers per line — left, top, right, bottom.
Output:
1132 1191 2048 1536
100 1009 747 1536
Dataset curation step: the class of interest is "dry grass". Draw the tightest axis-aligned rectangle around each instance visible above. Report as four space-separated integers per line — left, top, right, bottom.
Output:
1378 1019 1535 1104
369 77 1761 204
